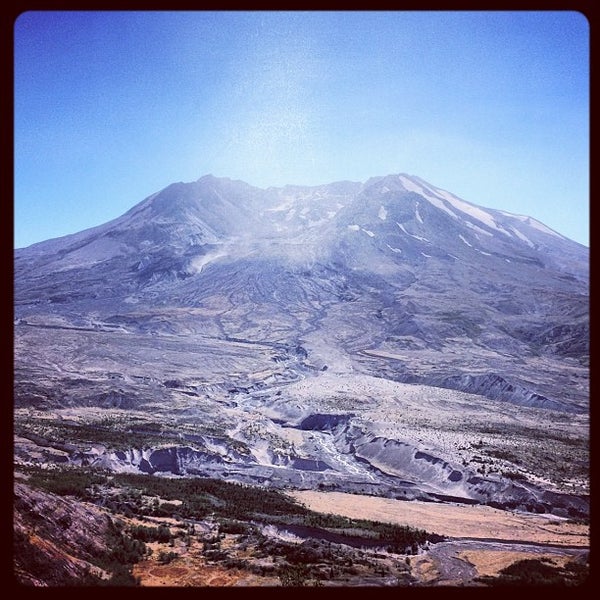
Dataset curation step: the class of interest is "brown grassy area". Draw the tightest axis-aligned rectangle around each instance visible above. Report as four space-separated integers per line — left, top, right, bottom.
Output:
288 490 589 546
131 537 280 587
288 490 589 584
133 558 279 587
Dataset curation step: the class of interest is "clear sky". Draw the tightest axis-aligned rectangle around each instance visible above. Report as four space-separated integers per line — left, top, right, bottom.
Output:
14 10 589 248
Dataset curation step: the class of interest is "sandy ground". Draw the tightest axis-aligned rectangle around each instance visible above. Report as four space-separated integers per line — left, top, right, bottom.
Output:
288 490 589 546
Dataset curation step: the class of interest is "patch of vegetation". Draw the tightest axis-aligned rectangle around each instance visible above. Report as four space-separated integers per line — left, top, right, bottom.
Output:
22 465 106 500
21 465 443 560
15 513 147 586
474 424 587 448
14 417 176 451
278 564 320 587
465 425 589 489
477 557 589 587
90 519 146 586
105 519 147 565
256 536 411 585
303 512 443 552
217 518 254 535
504 470 528 481
109 471 309 521
128 524 172 543
20 465 311 520
157 550 178 565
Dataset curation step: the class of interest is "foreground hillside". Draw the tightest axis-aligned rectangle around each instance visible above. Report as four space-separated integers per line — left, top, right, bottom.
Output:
14 468 589 587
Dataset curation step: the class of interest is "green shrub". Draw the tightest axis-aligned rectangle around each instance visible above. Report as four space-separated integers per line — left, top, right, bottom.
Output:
157 551 178 565
278 564 312 586
218 519 252 534
129 524 171 543
25 466 105 499
504 471 528 481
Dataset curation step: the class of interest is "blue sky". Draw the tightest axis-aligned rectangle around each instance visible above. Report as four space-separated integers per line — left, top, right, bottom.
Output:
14 10 589 248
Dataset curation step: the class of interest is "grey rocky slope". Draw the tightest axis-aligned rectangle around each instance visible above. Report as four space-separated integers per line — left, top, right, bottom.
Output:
14 173 589 517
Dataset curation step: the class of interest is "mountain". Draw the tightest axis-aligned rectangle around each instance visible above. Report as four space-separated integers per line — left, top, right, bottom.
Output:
14 173 589 519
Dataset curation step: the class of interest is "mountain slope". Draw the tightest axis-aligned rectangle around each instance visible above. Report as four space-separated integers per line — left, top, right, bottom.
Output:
15 172 587 404
13 173 589 518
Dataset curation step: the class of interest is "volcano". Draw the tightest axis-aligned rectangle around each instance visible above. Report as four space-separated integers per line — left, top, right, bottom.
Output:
14 173 589 516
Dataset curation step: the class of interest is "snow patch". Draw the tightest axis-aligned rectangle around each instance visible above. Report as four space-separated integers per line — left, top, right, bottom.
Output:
499 212 563 238
348 224 360 231
399 176 458 219
399 175 426 195
428 185 512 237
259 524 303 544
509 227 534 247
362 229 375 237
458 234 473 248
526 217 565 239
465 221 493 237
378 206 388 220
421 252 432 258
386 244 402 253
397 222 430 243
421 193 459 220
415 203 423 224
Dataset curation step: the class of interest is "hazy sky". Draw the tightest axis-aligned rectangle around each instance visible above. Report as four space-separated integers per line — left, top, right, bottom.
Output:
14 10 589 248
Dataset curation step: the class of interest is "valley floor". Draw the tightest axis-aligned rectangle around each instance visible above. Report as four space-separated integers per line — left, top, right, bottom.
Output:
288 489 589 586
125 490 589 587
288 490 589 546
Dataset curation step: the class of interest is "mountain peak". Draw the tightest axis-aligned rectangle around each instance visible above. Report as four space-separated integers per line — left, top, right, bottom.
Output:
15 173 588 280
